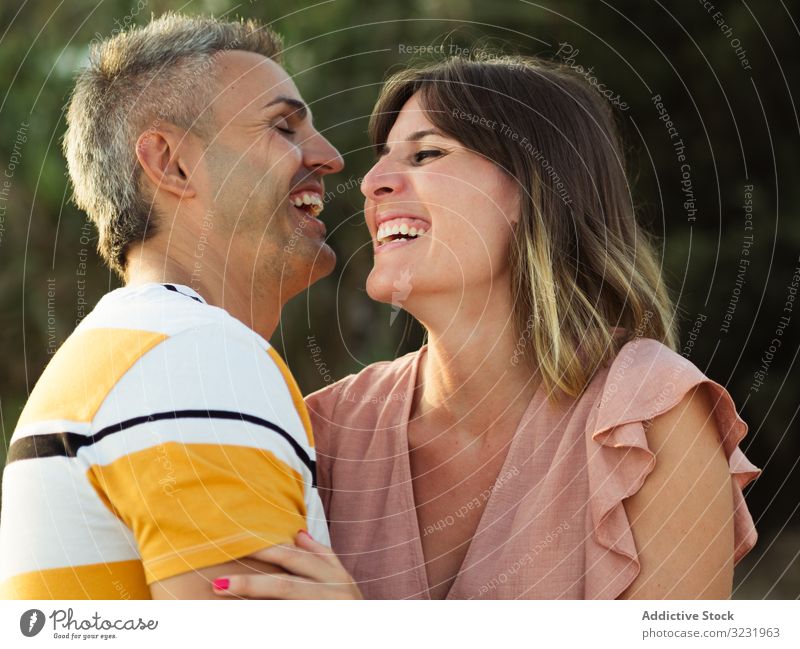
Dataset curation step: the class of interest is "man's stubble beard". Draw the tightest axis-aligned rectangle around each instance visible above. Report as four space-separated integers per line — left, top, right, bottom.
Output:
208 154 333 304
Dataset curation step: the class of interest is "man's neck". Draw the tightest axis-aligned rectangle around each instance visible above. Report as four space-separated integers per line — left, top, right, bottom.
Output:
125 249 280 341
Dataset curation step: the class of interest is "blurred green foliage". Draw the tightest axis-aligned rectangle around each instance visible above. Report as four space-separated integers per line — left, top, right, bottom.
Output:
1 0 797 596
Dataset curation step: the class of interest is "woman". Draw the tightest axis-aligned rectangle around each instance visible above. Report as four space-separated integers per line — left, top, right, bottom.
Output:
215 54 761 599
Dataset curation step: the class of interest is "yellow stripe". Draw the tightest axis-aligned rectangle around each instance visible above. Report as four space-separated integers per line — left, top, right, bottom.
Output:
17 328 167 428
0 560 150 600
266 346 314 447
87 442 307 583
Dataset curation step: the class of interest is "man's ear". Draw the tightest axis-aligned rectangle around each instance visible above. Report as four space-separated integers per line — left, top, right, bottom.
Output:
135 126 198 200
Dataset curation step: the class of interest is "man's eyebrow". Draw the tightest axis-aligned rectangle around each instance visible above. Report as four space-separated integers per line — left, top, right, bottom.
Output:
263 95 309 120
377 129 442 157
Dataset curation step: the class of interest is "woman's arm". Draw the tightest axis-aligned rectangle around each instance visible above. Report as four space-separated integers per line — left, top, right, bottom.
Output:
619 385 735 599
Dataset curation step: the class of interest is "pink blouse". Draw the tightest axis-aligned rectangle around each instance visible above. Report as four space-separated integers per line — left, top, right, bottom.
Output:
305 336 761 599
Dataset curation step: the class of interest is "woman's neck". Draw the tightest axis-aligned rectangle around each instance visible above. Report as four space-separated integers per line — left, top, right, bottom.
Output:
410 287 541 433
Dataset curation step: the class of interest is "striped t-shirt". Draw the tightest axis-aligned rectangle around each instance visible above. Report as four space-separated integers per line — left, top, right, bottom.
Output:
0 283 328 599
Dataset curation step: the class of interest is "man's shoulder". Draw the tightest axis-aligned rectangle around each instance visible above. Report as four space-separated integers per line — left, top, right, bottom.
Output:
78 282 275 368
78 282 231 338
89 286 293 423
13 283 281 437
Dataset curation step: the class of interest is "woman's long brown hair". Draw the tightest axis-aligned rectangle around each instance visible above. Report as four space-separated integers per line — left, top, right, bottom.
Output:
369 54 679 401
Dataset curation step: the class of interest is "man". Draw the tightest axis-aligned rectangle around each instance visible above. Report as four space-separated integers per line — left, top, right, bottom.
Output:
0 13 345 599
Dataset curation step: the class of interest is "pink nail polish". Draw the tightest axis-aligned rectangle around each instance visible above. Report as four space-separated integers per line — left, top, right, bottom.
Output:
213 578 230 590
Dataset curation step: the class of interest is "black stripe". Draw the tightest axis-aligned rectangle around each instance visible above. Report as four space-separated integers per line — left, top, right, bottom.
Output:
162 284 204 303
7 410 316 487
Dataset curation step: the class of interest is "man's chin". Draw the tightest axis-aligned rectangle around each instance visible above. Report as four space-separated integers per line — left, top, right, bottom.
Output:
308 246 336 285
289 242 336 291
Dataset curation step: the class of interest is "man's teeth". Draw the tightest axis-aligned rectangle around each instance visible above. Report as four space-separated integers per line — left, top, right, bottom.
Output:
289 193 324 217
376 223 428 244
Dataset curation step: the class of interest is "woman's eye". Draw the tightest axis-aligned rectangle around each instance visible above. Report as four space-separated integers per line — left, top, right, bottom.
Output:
413 149 442 163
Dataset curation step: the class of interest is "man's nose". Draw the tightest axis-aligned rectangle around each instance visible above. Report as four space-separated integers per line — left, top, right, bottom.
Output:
304 131 344 175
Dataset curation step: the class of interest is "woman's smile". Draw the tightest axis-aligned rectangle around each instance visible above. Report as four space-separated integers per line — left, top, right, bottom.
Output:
373 214 431 253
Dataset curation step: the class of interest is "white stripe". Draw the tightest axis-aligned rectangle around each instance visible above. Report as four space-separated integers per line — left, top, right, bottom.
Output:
10 419 92 441
0 457 139 579
305 491 330 547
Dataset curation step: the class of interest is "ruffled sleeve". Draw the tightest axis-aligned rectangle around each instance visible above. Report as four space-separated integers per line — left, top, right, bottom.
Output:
583 337 762 599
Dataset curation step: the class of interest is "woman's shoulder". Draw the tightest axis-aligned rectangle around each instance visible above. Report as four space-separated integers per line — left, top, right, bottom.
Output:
304 347 421 432
582 334 762 598
589 334 707 427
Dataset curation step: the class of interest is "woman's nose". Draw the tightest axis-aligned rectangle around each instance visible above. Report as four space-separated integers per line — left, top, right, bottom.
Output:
360 160 402 199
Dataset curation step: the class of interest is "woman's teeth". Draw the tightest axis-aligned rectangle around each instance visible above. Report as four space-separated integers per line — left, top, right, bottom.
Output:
376 223 428 245
289 193 324 217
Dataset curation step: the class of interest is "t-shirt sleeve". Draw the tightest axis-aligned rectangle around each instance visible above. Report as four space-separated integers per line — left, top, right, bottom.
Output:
583 338 762 599
83 323 315 584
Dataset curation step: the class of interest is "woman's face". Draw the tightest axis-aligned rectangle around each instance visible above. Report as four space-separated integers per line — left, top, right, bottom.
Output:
360 93 521 312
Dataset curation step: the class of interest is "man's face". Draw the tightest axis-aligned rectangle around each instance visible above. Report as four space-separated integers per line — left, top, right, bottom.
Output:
200 50 343 299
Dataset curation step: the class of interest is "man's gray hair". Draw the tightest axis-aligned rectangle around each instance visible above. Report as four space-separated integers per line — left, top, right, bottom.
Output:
62 12 283 277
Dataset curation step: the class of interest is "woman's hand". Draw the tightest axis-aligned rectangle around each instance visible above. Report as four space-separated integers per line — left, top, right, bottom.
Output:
211 530 363 600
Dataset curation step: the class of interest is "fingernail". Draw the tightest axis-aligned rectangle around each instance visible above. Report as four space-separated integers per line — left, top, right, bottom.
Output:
299 529 313 540
213 578 230 591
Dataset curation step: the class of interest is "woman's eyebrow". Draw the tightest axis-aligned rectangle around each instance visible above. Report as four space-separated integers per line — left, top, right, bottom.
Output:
377 129 443 157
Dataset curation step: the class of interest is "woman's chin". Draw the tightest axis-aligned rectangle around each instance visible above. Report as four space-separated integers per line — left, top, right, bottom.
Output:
365 271 396 304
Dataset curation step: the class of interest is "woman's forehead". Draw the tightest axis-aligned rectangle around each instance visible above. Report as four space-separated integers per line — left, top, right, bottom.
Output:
387 94 433 137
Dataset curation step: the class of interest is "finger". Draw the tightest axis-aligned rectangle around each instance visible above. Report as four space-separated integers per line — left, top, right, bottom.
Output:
244 543 333 581
213 573 336 600
295 529 337 561
243 542 294 563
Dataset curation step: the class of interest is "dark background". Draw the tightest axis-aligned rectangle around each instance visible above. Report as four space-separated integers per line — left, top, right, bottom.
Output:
0 0 797 597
